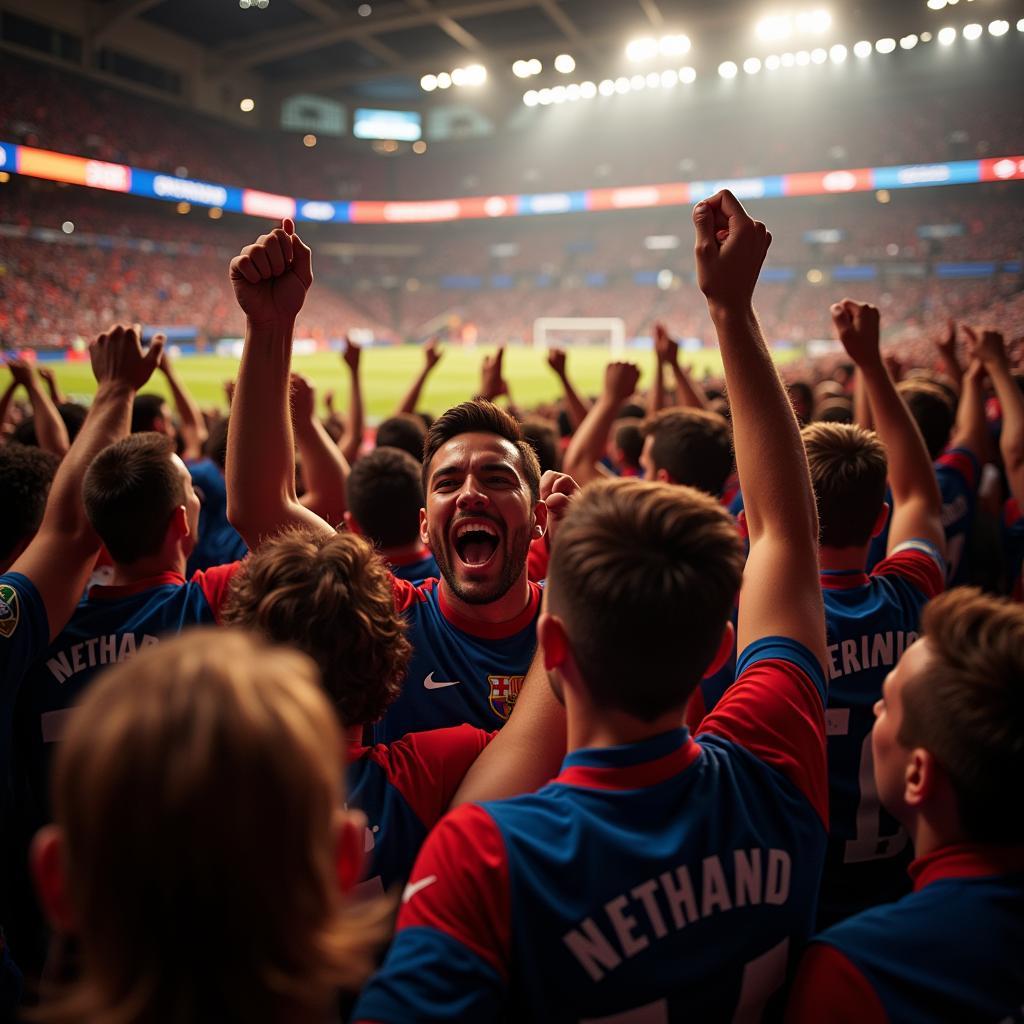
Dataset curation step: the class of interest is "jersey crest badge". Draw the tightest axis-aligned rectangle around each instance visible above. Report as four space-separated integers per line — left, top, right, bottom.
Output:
487 674 523 720
0 584 20 639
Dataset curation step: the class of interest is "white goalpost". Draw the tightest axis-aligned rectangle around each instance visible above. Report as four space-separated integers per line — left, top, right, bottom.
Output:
533 317 627 355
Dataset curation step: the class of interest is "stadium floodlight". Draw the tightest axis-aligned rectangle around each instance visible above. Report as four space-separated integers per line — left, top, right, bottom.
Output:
829 43 848 62
900 34 918 49
811 47 827 63
718 60 738 78
743 57 762 74
530 59 542 74
646 71 661 87
926 0 946 8
937 26 957 44
795 9 831 34
566 83 581 101
303 133 317 147
523 90 539 106
452 66 467 85
513 60 531 78
1018 18 1024 32
875 37 897 53
550 85 567 103
599 79 615 96
61 221 74 234
464 64 487 85
920 31 933 41
765 54 781 70
239 97 255 112
239 0 250 7
781 51 796 66
661 68 679 87
357 2 371 14
853 40 872 57
436 72 452 88
580 80 597 98
554 54 576 74
795 50 811 65
659 34 691 56
537 88 553 105
420 74 438 91
614 76 631 94
679 66 697 83
629 73 645 90
756 14 792 42
626 37 658 62
962 23 982 40
988 20 1009 36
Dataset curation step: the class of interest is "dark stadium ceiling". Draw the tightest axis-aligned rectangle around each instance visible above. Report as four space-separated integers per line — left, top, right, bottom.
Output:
93 0 941 101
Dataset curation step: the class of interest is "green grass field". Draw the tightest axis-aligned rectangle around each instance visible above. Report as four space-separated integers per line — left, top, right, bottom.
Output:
47 345 798 422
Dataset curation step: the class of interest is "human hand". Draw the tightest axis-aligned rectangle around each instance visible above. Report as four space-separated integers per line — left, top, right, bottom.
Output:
603 361 641 405
654 323 678 366
223 379 236 405
343 336 361 373
89 323 164 392
480 348 508 401
37 366 57 387
963 325 1009 370
540 470 581 546
882 353 903 382
546 347 567 377
693 190 772 313
424 337 443 371
830 299 882 368
229 218 312 328
935 319 958 358
5 357 35 389
289 373 316 422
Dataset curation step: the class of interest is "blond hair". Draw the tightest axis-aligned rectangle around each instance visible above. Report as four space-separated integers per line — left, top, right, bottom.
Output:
41 629 391 1024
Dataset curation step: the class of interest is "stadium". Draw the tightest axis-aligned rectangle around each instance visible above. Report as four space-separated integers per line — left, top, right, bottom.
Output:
1 0 1023 1020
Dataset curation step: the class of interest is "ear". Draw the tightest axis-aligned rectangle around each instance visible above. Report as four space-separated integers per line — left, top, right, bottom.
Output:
703 620 735 679
532 497 549 540
871 502 891 539
735 508 748 540
904 747 938 809
655 467 672 485
538 611 569 672
343 511 361 536
169 504 190 543
418 507 429 547
31 826 76 934
335 811 367 895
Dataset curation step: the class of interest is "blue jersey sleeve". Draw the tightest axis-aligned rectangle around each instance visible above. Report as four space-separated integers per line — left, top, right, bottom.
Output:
0 572 50 695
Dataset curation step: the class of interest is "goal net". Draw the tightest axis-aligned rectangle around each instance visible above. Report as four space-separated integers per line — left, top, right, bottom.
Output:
533 317 626 355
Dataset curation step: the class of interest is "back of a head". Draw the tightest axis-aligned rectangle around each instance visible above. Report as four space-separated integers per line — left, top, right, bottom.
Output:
802 421 888 549
49 629 382 1023
901 589 1024 843
12 403 86 448
83 433 184 564
375 414 427 462
547 478 744 720
897 380 955 462
642 408 733 497
131 393 167 435
816 398 854 424
347 447 424 550
521 417 560 474
222 528 411 726
422 400 541 500
204 416 230 472
0 443 60 567
614 419 644 468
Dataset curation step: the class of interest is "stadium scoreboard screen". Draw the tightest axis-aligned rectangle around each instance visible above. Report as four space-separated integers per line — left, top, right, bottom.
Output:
353 109 422 142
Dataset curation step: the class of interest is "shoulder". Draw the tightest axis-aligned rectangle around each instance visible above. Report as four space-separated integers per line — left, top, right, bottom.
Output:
871 541 944 599
935 447 981 491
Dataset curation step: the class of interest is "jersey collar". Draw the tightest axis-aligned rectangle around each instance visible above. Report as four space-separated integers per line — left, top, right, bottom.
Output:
88 572 186 600
819 569 870 589
388 547 434 568
438 580 541 640
554 728 701 791
909 843 1024 891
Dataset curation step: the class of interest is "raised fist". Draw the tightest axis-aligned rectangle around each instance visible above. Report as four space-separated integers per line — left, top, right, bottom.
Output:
654 323 678 366
481 347 508 401
343 336 361 373
229 218 313 328
604 361 641 406
5 357 35 388
830 299 881 367
546 347 567 377
935 319 958 357
90 323 164 392
693 190 772 312
540 469 581 546
424 338 443 371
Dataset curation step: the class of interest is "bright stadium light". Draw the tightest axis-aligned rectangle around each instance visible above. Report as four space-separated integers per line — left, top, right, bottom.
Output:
795 9 831 34
599 79 615 96
550 85 567 103
554 54 576 73
920 31 933 41
962 23 982 40
795 50 811 65
614 76 631 94
661 68 679 87
900 34 918 49
743 56 762 74
927 0 946 8
513 60 532 78
580 80 598 98
537 88 553 105
566 83 581 100
646 71 661 87
630 73 646 90
853 40 872 57
937 26 956 44
1018 18 1024 32
756 14 792 42
523 90 539 106
626 37 658 61
765 54 781 69
420 74 437 91
659 34 691 55
436 71 452 88
811 47 827 63
239 97 255 111
781 51 796 66
718 60 738 78
829 43 847 62
875 37 897 53
61 220 74 234
680 66 697 83
452 66 468 85
464 64 487 85
988 20 1009 36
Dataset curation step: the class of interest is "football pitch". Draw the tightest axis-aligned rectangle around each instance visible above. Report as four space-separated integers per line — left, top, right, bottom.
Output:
47 345 798 422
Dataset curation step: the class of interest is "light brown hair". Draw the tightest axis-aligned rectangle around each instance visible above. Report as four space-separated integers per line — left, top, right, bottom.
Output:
222 529 411 726
43 629 390 1024
802 421 888 549
547 478 744 720
900 588 1024 843
642 408 734 497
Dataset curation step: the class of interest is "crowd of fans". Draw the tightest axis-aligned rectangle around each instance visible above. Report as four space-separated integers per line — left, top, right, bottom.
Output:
1 192 1023 1022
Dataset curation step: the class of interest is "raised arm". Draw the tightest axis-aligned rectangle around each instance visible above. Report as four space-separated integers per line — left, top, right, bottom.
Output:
656 323 709 410
694 191 824 662
226 218 331 549
396 338 442 416
966 327 1024 508
290 372 349 525
933 319 964 394
832 299 944 557
340 337 364 466
948 354 991 461
8 359 70 457
562 362 640 486
546 348 589 430
37 366 67 407
11 325 163 640
0 377 16 437
160 342 209 461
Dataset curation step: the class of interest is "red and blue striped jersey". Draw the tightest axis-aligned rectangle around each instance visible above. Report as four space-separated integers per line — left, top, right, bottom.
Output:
185 458 248 575
354 637 828 1023
387 548 439 584
789 844 1024 1024
373 578 542 745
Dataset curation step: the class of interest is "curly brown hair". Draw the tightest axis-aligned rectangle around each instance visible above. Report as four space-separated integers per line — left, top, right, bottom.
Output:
222 529 411 726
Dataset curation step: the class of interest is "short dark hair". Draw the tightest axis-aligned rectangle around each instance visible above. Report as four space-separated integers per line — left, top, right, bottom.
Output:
614 420 644 468
83 433 185 564
817 398 854 424
787 381 815 426
548 479 744 720
204 417 230 471
347 447 424 549
0 444 60 562
802 421 888 549
898 380 954 462
222 529 411 726
59 402 87 442
375 414 427 462
521 418 559 474
642 408 733 497
131 394 169 435
422 400 541 501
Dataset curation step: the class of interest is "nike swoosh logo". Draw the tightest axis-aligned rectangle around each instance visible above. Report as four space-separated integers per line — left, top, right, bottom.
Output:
402 874 438 904
424 672 461 690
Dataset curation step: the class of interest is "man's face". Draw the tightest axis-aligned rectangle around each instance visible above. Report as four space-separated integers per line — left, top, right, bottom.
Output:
422 432 538 606
171 454 201 556
872 637 930 825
